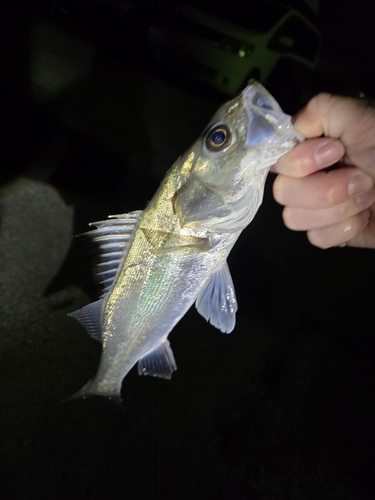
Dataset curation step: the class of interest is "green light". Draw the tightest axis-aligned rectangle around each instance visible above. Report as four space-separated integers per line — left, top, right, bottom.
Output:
238 49 245 58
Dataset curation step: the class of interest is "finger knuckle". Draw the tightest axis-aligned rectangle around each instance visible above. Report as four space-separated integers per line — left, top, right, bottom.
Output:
321 178 343 206
309 93 333 113
296 150 316 176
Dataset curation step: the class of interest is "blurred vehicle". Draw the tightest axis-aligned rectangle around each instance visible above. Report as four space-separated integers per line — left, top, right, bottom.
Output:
148 0 322 97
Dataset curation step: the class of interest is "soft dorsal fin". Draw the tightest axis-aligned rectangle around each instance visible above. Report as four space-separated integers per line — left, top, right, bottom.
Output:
82 211 142 298
195 262 237 334
137 340 177 379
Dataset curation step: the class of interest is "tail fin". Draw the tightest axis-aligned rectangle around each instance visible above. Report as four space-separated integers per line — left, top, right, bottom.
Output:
61 380 123 407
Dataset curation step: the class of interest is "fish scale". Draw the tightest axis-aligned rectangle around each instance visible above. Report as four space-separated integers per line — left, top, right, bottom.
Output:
69 81 303 401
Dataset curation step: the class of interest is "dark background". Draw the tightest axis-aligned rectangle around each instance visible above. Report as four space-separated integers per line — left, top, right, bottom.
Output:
1 1 375 499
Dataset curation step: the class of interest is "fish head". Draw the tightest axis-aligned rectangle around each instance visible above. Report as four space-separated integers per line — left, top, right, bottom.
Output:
173 80 304 233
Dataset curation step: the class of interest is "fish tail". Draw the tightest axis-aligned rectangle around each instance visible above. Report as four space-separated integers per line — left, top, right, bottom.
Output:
60 380 123 407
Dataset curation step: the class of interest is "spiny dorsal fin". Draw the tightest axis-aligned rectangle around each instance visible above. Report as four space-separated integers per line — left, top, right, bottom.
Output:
82 211 142 298
195 261 237 334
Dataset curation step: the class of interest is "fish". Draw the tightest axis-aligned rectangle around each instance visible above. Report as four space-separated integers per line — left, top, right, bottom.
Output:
69 81 303 401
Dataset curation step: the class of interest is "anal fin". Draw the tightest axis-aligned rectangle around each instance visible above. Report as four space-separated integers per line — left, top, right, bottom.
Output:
137 340 177 379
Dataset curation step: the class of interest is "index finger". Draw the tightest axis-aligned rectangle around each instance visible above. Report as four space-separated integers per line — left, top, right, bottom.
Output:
292 92 361 139
271 137 345 177
291 93 334 138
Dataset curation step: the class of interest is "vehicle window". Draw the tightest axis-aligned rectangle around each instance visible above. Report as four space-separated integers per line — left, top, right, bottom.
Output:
178 16 228 43
267 16 320 62
189 0 288 32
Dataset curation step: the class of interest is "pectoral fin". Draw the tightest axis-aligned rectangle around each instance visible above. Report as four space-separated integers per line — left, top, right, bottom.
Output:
137 340 177 379
195 262 237 333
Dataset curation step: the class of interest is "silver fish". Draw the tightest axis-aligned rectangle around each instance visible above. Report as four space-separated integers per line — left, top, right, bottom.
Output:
69 81 303 400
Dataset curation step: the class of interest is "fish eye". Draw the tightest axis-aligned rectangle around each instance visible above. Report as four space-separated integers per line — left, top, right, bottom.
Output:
252 92 273 110
205 124 232 152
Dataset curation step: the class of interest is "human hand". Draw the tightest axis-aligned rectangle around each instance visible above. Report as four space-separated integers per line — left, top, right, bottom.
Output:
272 93 375 248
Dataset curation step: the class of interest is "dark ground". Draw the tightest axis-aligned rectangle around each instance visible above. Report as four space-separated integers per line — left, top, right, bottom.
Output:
1 1 375 499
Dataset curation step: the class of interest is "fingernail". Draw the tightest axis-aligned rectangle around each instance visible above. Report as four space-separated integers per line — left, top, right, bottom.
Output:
314 141 343 167
348 174 373 197
358 209 371 228
362 209 371 221
354 190 375 207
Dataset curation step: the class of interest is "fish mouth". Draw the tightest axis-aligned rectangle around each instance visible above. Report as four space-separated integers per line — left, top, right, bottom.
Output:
243 110 302 165
275 115 305 143
242 81 304 146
